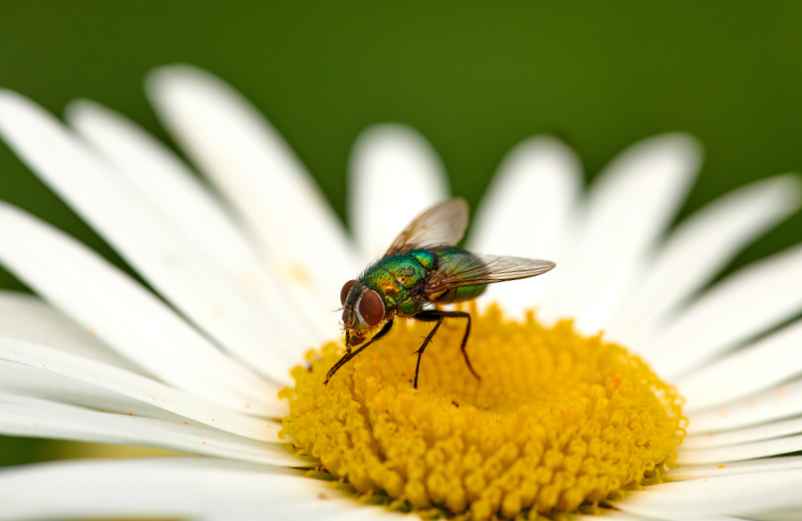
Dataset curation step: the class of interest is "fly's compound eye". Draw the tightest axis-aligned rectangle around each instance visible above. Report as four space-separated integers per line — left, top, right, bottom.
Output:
358 289 385 326
340 280 356 305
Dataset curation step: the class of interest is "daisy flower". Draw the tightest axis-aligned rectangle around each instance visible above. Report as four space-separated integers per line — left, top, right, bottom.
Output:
0 64 801 521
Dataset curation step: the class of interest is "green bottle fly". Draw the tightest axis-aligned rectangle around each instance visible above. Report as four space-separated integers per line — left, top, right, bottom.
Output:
328 198 555 388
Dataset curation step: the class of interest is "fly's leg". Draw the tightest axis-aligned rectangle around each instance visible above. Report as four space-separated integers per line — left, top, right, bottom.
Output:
445 310 479 381
411 310 443 389
412 309 480 388
325 319 394 385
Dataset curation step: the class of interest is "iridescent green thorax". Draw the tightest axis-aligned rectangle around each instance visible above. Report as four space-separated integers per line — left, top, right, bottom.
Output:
359 246 486 317
360 251 427 316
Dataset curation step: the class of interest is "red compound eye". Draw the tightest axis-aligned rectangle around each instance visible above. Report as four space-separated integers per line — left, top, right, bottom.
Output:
358 289 385 326
340 280 356 305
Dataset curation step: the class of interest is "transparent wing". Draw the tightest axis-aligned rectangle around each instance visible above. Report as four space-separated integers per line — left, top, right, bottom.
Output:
385 198 469 255
426 253 555 294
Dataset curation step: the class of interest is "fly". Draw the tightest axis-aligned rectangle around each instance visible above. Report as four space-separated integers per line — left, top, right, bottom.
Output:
326 198 555 388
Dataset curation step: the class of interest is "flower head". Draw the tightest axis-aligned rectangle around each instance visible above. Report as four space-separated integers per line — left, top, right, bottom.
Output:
0 65 801 520
283 304 686 518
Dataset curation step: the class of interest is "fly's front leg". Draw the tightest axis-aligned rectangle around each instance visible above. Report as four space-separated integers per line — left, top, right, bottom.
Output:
412 309 479 388
325 319 394 385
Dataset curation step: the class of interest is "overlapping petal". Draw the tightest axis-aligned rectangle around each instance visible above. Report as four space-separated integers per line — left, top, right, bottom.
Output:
469 136 581 315
679 319 802 411
0 291 134 369
0 202 280 413
0 338 281 440
645 243 802 377
612 470 802 518
147 65 359 334
0 393 301 466
0 458 363 521
542 134 700 331
349 124 449 259
689 378 802 433
66 100 327 350
0 91 305 383
609 175 801 344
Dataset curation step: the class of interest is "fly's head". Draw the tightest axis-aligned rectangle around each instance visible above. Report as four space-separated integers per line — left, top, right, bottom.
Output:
340 279 386 348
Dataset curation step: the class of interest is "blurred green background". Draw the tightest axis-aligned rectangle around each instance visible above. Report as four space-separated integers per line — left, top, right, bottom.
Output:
1 1 802 465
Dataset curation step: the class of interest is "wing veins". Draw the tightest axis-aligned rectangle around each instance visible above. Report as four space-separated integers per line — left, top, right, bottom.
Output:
385 198 469 255
426 254 555 294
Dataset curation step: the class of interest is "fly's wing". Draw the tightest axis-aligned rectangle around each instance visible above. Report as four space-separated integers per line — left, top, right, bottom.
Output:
385 198 469 255
425 254 555 294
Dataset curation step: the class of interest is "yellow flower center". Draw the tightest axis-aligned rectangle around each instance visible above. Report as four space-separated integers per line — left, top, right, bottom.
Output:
280 304 686 519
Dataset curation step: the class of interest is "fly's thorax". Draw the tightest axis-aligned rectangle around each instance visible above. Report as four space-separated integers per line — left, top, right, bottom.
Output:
359 253 433 318
408 249 436 270
363 254 426 296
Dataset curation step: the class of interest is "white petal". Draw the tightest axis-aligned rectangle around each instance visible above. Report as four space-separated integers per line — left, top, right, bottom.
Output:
0 91 304 383
470 136 580 258
202 507 411 521
0 458 353 520
0 202 281 414
65 99 262 277
680 319 802 411
609 175 801 344
200 507 412 521
65 102 325 350
147 64 358 333
612 469 802 518
0 393 303 466
685 416 802 449
671 456 802 481
328 510 413 521
646 243 802 377
66 99 325 360
578 511 735 521
0 338 282 441
349 124 449 259
689 379 802 433
680 433 802 465
0 291 133 370
754 508 802 521
469 136 581 315
545 134 699 331
0 361 166 420
575 512 660 521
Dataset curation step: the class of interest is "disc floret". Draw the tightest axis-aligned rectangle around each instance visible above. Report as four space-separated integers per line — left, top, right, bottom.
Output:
281 304 686 519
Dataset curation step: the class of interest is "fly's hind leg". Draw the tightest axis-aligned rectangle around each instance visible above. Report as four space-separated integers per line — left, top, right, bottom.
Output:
410 310 444 389
440 310 479 381
412 309 479 388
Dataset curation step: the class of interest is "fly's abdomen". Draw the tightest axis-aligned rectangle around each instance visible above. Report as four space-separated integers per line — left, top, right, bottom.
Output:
432 284 487 303
430 246 488 303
